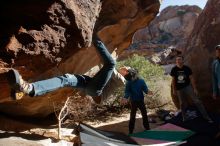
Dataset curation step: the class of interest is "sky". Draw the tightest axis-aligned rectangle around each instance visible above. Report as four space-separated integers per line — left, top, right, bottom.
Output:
159 0 208 11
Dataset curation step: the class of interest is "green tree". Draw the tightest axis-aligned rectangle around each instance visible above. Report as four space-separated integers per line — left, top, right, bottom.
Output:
117 54 164 81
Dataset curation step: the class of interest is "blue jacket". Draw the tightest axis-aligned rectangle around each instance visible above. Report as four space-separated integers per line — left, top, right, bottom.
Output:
124 78 148 101
212 58 220 96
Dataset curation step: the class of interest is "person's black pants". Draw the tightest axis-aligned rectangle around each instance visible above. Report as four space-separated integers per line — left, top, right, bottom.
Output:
129 100 150 134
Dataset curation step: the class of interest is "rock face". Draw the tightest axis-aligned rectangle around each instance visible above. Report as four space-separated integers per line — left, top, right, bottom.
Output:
185 0 220 111
133 5 201 51
122 5 202 64
0 0 160 117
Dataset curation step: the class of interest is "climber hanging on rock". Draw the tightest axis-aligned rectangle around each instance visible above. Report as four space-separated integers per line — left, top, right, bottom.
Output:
6 34 125 104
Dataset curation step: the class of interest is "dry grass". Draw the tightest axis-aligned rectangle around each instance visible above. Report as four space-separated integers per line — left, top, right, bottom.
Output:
146 76 176 111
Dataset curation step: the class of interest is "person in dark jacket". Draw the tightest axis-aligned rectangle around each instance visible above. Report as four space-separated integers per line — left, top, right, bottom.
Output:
119 67 152 134
212 45 220 100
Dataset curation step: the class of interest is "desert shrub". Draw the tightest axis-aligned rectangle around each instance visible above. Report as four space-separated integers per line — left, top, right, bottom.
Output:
158 33 173 44
177 10 186 16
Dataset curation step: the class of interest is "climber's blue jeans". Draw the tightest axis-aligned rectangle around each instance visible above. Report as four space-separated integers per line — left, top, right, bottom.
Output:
32 40 116 97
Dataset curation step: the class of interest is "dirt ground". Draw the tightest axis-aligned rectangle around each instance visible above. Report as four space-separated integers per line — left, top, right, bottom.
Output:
0 101 176 146
87 112 165 135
